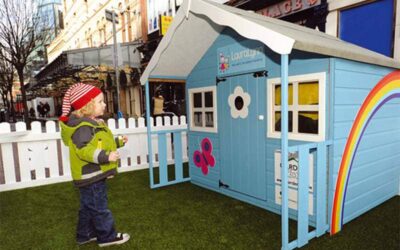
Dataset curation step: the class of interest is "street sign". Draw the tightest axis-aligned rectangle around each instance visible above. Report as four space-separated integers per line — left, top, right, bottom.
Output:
105 8 121 117
160 15 173 36
105 9 119 24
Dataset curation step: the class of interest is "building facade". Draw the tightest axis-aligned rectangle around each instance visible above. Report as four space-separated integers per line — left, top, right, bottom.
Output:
45 0 145 118
47 0 143 61
31 0 63 70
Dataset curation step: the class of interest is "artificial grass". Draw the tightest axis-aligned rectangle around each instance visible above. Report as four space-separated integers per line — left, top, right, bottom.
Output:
0 168 398 250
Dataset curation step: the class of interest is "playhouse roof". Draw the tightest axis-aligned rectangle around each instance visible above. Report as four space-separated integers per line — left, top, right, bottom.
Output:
140 0 400 84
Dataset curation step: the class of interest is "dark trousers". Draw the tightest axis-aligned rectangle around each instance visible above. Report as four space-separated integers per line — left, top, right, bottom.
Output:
77 179 117 243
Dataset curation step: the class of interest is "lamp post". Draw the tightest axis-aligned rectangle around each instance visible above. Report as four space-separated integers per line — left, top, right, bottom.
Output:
105 9 122 118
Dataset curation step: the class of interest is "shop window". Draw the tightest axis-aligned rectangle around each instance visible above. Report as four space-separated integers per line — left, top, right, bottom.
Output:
267 72 326 142
188 86 217 133
339 0 394 57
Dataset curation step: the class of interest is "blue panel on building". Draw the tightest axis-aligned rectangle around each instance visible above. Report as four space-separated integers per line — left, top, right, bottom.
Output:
339 0 394 57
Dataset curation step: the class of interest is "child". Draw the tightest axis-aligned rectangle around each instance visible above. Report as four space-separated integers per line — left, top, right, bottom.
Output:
59 83 130 247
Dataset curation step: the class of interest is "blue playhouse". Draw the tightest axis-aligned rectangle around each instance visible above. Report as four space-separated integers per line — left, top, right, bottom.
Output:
140 1 400 249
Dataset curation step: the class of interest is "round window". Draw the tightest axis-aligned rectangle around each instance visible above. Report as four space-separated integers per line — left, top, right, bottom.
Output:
234 96 244 110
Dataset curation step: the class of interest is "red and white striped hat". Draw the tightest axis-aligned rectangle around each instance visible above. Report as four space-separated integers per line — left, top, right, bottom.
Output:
59 83 102 122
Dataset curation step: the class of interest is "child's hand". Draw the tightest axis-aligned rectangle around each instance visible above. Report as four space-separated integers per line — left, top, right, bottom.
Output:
108 151 120 162
122 135 128 144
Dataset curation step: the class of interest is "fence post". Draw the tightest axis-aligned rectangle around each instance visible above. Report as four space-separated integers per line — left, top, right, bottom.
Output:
297 146 310 247
0 123 16 185
316 143 328 236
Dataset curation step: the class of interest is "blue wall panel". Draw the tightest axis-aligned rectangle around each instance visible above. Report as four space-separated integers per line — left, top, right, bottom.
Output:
332 58 400 225
339 0 394 57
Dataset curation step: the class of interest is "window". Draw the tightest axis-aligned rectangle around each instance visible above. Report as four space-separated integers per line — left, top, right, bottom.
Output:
188 86 217 133
267 72 326 142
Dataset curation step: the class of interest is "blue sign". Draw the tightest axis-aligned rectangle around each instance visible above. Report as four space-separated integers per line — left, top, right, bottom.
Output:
217 41 266 77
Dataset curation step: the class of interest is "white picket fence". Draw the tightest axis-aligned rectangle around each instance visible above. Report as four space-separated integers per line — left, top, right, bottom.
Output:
0 116 188 192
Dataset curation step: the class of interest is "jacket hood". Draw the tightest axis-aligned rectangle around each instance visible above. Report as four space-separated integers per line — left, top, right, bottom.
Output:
60 115 99 146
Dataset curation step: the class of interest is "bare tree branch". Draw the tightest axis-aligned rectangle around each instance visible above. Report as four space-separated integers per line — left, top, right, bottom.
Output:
0 0 51 125
0 54 15 121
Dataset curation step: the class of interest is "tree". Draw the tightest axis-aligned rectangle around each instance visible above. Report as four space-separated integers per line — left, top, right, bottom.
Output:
0 58 15 122
0 0 50 125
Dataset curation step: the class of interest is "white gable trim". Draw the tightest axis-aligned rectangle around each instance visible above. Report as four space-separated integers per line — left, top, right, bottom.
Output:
190 0 295 55
140 0 295 85
140 0 189 85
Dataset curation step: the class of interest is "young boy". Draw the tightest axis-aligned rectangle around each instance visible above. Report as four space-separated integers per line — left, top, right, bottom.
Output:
59 83 130 247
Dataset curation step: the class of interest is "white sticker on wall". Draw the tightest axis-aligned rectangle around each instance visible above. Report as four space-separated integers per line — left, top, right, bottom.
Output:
228 86 251 119
274 150 314 215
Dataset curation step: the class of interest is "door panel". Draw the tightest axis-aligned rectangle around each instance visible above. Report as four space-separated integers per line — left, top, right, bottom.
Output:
219 73 266 200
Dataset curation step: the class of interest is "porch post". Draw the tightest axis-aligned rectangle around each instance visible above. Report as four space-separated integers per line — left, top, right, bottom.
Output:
145 80 155 187
281 54 289 250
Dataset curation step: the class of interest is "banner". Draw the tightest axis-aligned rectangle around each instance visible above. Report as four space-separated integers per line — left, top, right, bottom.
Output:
217 41 266 77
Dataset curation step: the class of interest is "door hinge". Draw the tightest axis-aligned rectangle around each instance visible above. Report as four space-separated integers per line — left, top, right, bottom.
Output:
219 180 230 189
216 76 226 85
253 70 268 78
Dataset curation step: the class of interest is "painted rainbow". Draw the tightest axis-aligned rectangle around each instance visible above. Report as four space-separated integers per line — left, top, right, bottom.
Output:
331 70 400 235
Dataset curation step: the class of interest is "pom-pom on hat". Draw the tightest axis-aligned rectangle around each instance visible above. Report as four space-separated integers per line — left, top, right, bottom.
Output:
59 83 102 122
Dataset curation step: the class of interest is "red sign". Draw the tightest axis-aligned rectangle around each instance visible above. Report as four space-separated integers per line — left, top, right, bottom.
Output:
257 0 321 18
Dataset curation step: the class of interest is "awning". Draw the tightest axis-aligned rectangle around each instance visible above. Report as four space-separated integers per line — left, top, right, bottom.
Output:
35 41 142 85
140 0 400 84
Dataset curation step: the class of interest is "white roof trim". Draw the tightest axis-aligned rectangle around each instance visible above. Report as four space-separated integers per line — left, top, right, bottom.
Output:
140 0 191 85
140 0 400 85
190 0 295 55
140 0 295 85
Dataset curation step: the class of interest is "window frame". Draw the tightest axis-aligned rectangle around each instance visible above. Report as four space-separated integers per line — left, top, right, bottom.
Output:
267 72 326 142
188 86 218 133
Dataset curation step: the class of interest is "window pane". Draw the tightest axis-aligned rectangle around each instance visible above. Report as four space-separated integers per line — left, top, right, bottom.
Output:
274 111 293 132
205 91 213 107
274 84 293 105
298 111 318 134
299 81 319 105
205 112 214 127
235 96 244 110
194 112 202 127
193 93 202 108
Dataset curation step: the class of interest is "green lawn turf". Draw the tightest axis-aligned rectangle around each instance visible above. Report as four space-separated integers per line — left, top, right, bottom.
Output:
0 168 399 249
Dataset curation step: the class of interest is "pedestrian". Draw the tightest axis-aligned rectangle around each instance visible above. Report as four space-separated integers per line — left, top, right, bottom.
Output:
29 107 35 118
59 82 130 247
37 102 44 117
43 101 50 117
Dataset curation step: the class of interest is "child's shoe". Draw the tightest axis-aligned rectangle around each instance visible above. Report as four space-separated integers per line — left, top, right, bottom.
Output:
98 233 130 247
77 237 97 245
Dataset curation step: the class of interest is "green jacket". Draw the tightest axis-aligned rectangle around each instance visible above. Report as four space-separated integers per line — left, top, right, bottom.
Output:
60 115 124 187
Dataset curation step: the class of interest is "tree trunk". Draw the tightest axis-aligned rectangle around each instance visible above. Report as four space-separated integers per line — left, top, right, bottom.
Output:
16 68 30 127
8 86 16 122
1 93 6 109
4 96 10 116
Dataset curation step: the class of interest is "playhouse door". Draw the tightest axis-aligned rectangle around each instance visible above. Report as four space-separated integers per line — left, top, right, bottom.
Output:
219 73 266 200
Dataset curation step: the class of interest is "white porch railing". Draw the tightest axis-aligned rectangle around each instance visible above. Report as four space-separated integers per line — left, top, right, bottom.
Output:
0 116 188 192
